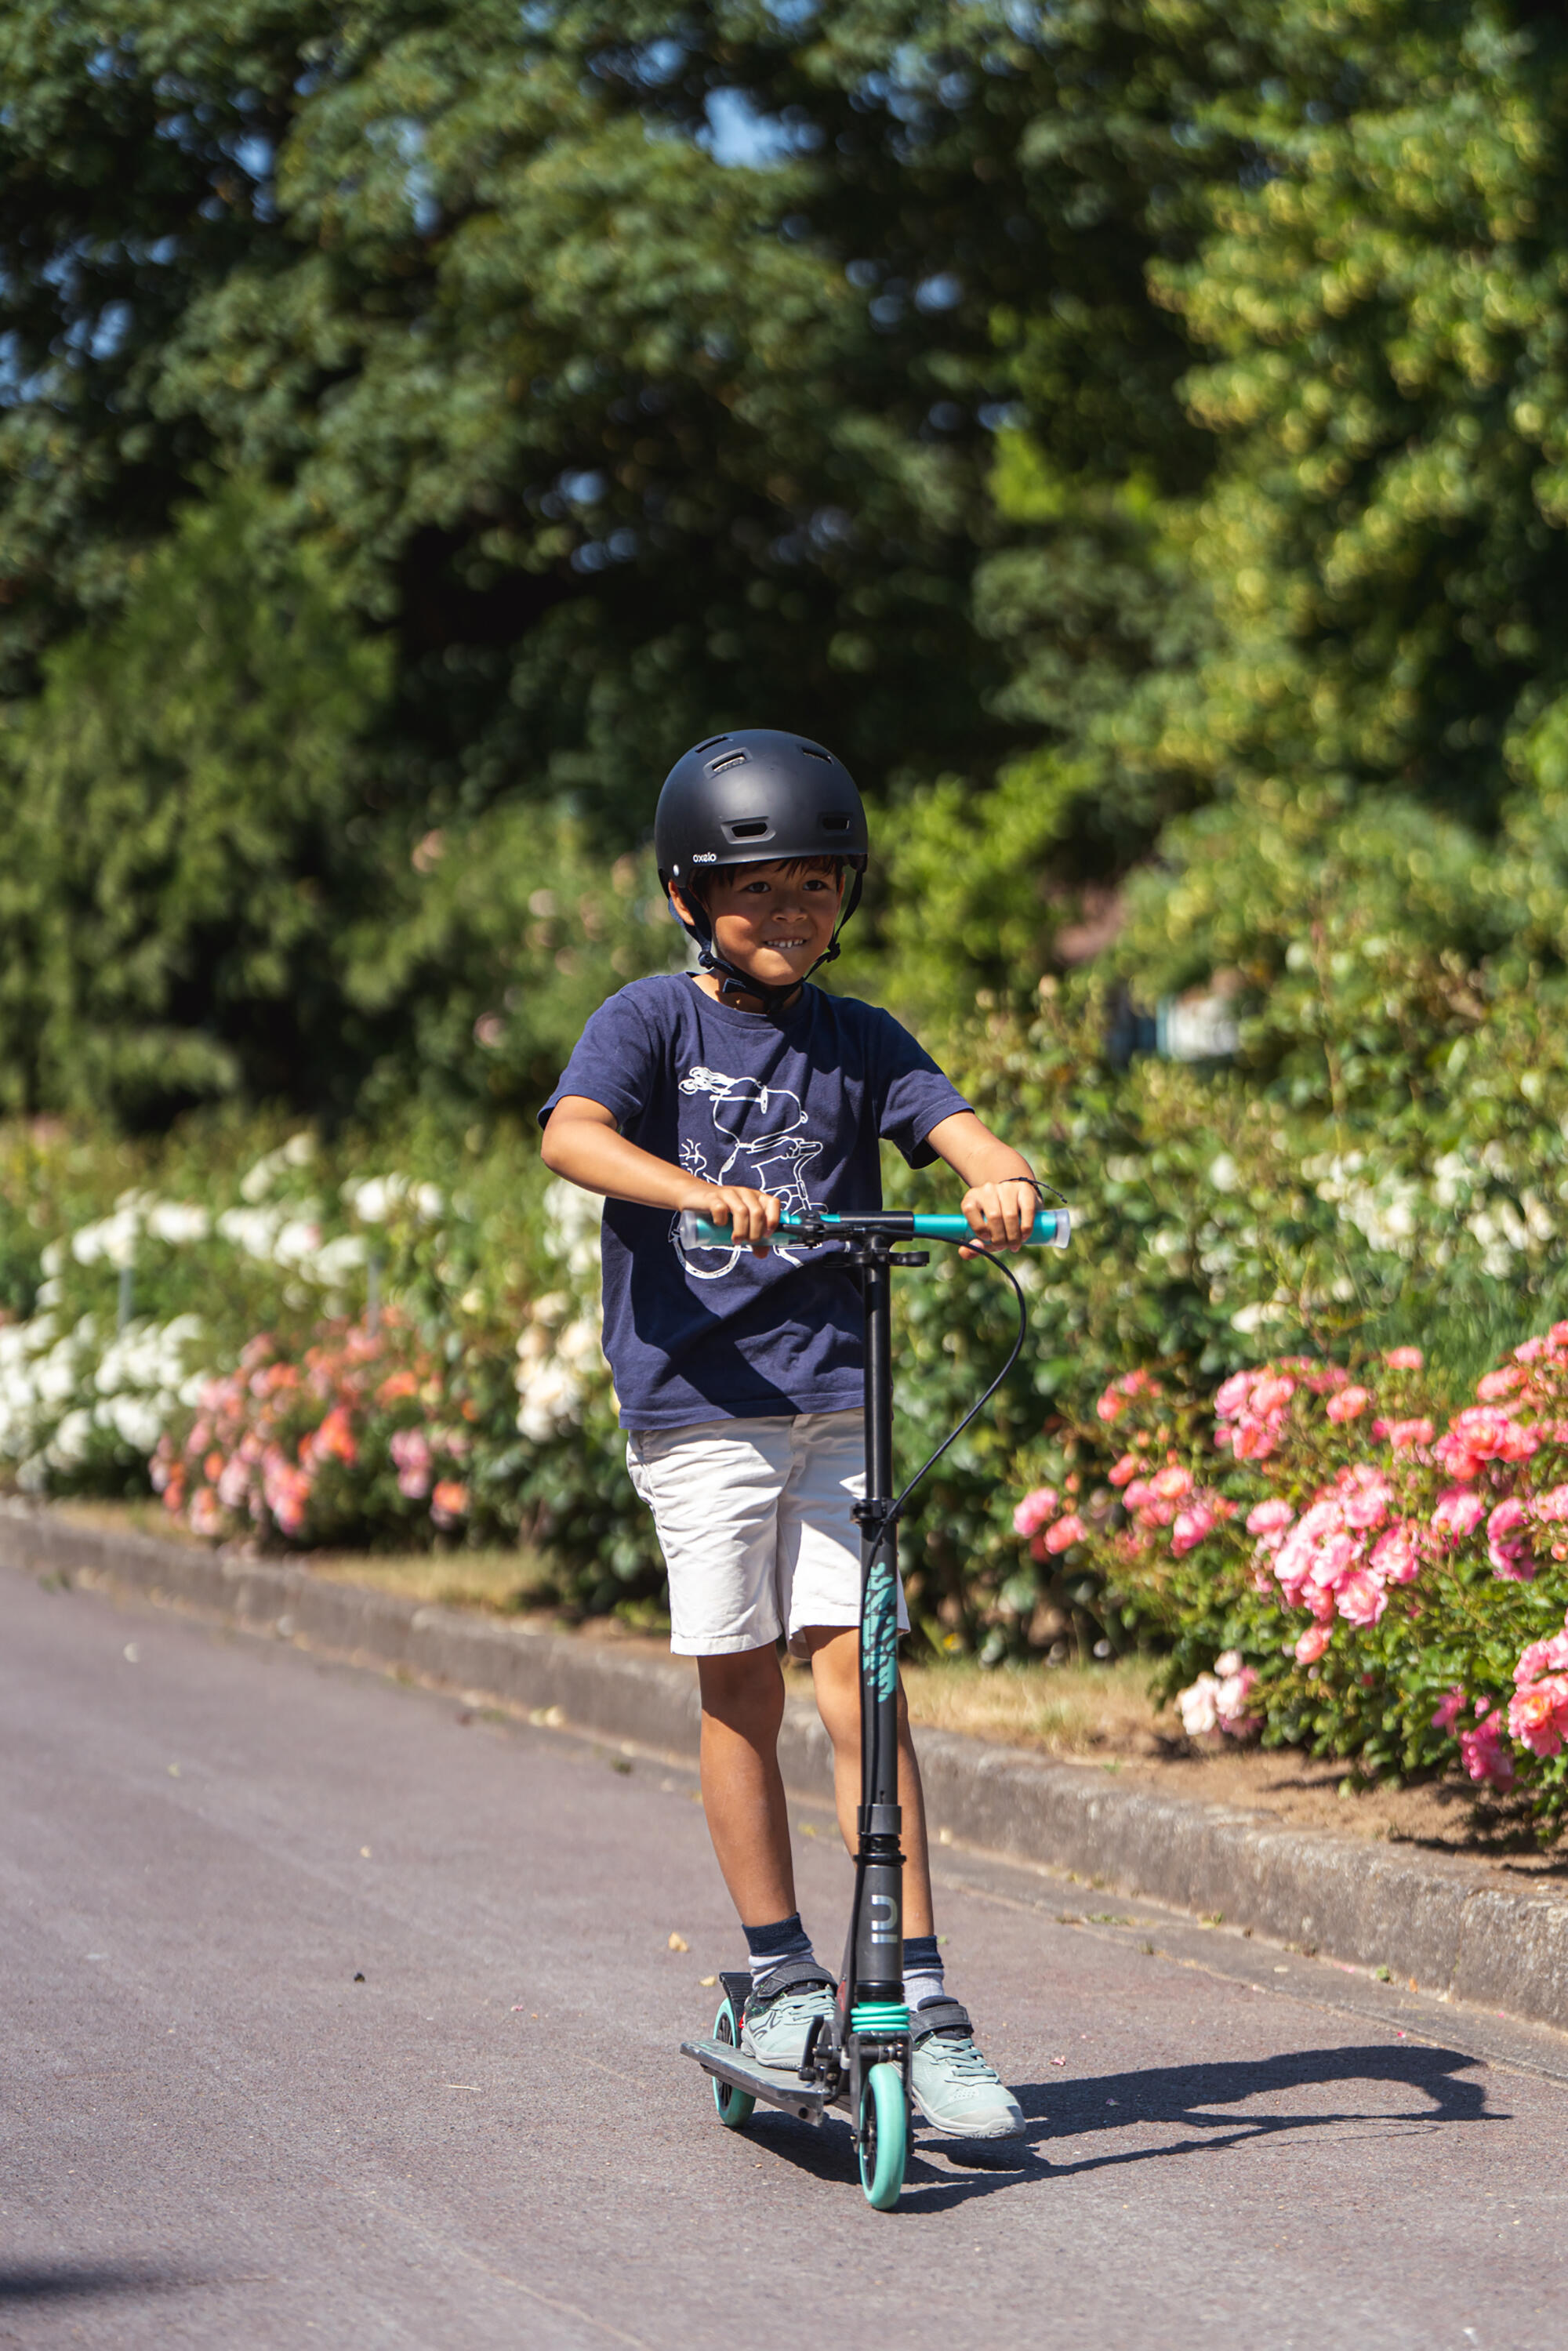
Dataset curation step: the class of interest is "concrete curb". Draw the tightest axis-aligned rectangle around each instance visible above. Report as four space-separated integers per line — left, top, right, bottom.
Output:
9 1500 1568 2034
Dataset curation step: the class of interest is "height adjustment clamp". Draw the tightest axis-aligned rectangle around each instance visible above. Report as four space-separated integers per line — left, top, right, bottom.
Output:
853 1495 901 1533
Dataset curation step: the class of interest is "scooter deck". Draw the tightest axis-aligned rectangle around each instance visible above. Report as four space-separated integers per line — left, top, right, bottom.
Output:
681 2037 838 2125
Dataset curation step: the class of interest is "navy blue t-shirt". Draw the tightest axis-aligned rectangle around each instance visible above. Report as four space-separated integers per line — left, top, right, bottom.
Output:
539 975 970 1429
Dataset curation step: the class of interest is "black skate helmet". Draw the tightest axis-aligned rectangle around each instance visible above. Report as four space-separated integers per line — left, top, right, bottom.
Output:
655 728 869 1012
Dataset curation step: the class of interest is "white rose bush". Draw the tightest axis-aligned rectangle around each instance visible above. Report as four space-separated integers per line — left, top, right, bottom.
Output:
0 1119 655 1595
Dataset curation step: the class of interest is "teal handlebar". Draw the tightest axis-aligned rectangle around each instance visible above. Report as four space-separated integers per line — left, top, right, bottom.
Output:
677 1207 1071 1251
908 1213 1069 1247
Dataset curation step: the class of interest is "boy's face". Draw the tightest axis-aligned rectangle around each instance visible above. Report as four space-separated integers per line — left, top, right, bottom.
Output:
679 858 844 993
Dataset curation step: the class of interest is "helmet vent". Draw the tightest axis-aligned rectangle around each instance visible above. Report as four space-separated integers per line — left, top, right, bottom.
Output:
707 749 748 773
799 746 831 762
726 818 771 839
692 735 731 756
819 813 851 833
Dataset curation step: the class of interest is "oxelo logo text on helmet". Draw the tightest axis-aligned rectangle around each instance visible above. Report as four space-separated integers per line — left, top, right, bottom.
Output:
692 851 718 862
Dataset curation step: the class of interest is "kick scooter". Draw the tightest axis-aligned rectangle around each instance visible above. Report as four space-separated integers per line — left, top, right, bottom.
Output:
677 1203 1071 2211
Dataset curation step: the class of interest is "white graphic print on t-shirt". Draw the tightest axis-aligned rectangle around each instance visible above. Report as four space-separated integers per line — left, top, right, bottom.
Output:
673 1065 822 1279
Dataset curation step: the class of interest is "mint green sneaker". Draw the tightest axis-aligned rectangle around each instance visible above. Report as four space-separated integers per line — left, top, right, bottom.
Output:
909 1999 1025 2139
741 1962 837 2071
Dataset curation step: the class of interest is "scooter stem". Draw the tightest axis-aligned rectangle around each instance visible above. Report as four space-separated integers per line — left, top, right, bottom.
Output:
845 1233 906 2015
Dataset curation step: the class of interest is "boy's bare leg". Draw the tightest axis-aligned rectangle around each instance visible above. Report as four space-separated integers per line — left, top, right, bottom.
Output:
801 1625 935 1939
695 1645 798 1925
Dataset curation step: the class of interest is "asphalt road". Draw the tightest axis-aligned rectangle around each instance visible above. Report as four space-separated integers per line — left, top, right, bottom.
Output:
4 1567 1567 2351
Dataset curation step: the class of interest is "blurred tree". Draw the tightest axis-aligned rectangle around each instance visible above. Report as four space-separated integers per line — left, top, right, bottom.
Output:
0 484 390 1123
0 0 1221 1119
344 811 677 1120
0 0 325 682
883 2 1568 1043
22 3 1563 1116
1110 1 1568 1019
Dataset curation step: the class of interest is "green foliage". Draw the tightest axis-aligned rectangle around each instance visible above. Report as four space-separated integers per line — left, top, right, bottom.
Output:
9 2 1568 1101
0 484 391 1123
0 0 1233 1114
1113 0 1568 997
344 816 676 1119
0 0 1044 785
873 753 1091 1025
884 967 1568 1663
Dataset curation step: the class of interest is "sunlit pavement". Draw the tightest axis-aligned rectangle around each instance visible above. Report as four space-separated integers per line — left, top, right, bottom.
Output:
2 1564 1563 2350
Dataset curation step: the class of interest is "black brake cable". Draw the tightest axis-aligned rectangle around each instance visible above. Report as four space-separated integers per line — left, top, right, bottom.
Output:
878 1170 1066 1527
880 1239 1029 1531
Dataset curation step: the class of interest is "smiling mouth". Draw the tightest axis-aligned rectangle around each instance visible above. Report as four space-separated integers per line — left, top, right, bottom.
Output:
766 937 810 949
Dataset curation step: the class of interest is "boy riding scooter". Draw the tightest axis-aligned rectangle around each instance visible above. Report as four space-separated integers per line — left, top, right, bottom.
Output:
539 730 1043 2139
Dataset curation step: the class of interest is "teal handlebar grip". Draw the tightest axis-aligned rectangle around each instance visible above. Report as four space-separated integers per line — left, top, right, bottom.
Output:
909 1212 1069 1248
677 1207 1071 1251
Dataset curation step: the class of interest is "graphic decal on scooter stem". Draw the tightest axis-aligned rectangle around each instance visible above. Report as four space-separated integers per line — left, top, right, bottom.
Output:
862 1555 899 1700
671 1065 824 1278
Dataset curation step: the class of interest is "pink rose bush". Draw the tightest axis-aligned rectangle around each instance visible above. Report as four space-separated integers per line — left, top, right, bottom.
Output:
1012 1486 1058 1539
152 1313 479 1549
1017 1329 1568 1825
1096 1369 1162 1424
1508 1621 1568 1758
1458 1707 1515 1790
1213 1361 1346 1462
1011 1481 1090 1561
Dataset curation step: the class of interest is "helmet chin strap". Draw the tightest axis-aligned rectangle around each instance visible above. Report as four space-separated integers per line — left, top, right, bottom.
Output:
675 869 864 1020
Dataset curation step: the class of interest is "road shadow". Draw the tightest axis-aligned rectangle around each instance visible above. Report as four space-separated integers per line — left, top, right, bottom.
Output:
735 2039 1496 2211
1029 2037 1487 2137
0 2259 205 2305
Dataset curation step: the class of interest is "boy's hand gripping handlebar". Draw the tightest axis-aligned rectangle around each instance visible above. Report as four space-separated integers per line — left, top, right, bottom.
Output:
677 1206 1072 1250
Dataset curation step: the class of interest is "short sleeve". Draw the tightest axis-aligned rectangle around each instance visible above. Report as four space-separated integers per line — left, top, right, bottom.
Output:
869 1009 971 1167
538 988 658 1132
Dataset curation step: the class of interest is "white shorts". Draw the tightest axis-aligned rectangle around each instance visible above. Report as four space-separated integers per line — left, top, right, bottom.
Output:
626 1410 910 1659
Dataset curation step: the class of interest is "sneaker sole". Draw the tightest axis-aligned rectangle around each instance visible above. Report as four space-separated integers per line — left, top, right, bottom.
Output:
910 2092 1026 2139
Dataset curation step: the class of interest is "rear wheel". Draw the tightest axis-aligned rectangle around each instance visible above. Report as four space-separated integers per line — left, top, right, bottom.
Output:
712 1994 755 2129
858 2062 908 2211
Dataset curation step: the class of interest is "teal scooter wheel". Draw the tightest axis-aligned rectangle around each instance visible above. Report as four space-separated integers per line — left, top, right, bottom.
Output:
858 2062 908 2211
711 1992 755 2129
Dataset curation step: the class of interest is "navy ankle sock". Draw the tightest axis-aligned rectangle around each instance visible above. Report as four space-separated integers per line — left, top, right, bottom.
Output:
744 1911 814 1989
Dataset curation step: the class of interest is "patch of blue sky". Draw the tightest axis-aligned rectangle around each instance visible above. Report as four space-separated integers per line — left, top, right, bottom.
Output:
639 38 685 85
366 114 440 233
60 300 132 362
914 273 963 314
0 331 41 408
700 88 820 169
560 470 608 506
